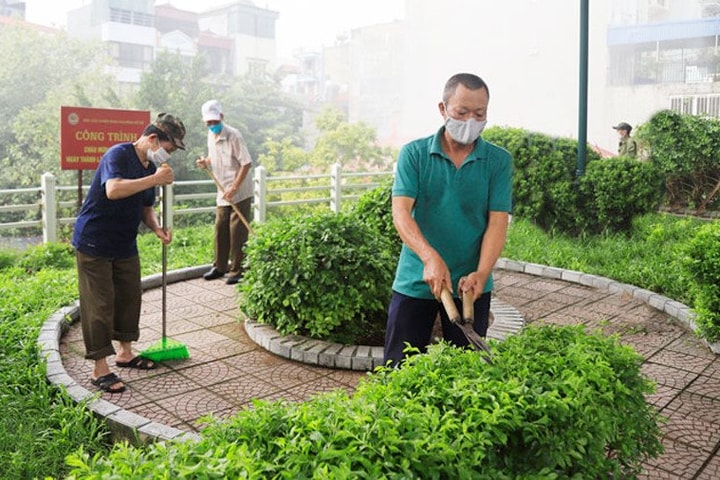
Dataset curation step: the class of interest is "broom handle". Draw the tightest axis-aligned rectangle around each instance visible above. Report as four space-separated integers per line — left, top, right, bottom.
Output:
161 166 168 341
205 167 255 236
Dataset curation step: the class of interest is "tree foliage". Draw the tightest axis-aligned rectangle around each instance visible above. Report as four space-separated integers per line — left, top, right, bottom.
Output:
0 25 118 187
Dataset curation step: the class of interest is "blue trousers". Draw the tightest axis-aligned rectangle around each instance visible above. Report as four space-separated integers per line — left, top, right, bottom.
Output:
383 290 491 367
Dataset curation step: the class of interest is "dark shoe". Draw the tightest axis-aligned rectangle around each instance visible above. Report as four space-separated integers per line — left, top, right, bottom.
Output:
225 275 241 285
203 267 225 280
90 372 126 393
116 356 157 370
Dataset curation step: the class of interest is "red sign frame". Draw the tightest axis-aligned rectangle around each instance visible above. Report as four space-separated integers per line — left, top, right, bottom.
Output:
60 106 150 170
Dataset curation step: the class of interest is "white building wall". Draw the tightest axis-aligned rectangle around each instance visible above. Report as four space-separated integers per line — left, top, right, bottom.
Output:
398 1 615 151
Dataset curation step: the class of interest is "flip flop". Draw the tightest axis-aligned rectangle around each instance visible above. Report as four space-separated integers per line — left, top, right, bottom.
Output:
90 372 126 393
116 356 157 370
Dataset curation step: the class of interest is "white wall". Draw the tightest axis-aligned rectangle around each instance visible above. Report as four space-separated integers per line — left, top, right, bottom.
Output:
398 1 618 150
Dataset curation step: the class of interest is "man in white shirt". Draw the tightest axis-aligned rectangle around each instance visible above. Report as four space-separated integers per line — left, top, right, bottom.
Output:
196 100 253 285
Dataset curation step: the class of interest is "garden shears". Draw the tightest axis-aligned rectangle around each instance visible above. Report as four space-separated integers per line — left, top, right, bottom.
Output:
440 287 493 363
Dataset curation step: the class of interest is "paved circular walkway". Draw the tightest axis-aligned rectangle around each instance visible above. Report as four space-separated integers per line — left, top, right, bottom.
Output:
40 260 720 478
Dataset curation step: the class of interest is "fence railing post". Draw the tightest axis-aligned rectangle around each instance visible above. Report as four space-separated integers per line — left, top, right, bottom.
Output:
254 165 267 223
41 172 57 244
330 163 342 213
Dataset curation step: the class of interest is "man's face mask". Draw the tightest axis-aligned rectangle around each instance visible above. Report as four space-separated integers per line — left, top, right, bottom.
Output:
147 141 171 166
444 104 487 145
208 123 223 135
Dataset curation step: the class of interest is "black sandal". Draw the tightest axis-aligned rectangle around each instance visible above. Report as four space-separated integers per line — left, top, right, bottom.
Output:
90 372 126 393
116 356 157 370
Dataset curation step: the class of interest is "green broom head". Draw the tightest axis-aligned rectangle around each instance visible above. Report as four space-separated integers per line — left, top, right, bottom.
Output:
140 337 190 362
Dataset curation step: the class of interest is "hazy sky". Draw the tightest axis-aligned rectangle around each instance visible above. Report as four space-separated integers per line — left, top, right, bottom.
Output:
24 0 405 57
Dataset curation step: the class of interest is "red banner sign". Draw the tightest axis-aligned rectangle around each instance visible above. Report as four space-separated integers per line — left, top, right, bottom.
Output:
60 106 150 170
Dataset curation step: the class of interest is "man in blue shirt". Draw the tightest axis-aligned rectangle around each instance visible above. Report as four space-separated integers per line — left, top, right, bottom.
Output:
72 113 185 393
384 73 513 366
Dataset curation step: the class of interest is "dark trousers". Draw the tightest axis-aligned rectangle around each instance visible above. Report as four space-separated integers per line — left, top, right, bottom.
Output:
214 197 251 277
383 290 491 367
76 251 142 360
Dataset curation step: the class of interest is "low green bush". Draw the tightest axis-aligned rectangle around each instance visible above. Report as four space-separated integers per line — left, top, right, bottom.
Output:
349 177 400 257
682 222 720 342
17 242 75 272
483 127 663 235
576 156 664 234
66 325 663 478
637 110 720 210
239 212 395 344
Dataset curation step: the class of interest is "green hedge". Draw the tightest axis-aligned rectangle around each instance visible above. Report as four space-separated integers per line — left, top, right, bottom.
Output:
239 211 394 344
483 127 663 235
66 325 663 479
637 110 720 210
682 222 720 342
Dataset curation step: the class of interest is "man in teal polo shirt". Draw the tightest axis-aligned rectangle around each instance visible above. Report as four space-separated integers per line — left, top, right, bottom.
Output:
384 73 513 366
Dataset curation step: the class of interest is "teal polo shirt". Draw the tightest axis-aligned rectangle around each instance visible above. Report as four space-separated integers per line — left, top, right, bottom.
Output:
392 127 513 299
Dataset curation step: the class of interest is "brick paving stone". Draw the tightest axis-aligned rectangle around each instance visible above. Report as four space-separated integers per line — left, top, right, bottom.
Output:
130 371 204 402
247 362 323 390
665 336 716 358
695 453 720 480
187 311 238 329
203 337 256 358
648 348 716 375
700 358 720 377
172 328 231 349
642 438 706 479
660 411 720 453
206 375 279 404
646 383 681 410
642 362 700 391
155 387 233 422
685 374 720 400
174 361 244 388
664 391 720 425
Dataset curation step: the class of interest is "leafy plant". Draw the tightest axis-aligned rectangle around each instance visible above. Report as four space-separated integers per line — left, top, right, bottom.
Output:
483 127 661 235
681 222 720 342
66 325 663 478
17 242 75 273
240 212 395 343
349 177 401 257
637 110 720 210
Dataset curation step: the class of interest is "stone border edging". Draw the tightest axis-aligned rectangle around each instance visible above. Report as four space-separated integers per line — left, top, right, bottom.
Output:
243 296 525 370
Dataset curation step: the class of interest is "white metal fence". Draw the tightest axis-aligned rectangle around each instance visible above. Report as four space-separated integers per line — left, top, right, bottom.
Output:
0 164 393 244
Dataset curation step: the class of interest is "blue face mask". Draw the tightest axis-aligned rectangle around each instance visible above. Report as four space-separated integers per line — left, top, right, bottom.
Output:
208 123 223 135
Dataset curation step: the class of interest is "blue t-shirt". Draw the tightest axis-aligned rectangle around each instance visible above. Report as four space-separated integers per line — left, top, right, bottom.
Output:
392 127 513 299
72 143 157 258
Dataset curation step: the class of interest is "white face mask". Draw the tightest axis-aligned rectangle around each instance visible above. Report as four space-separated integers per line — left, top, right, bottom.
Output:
444 112 487 145
147 145 171 166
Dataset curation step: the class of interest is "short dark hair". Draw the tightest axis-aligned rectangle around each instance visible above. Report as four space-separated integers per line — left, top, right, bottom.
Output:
443 73 489 103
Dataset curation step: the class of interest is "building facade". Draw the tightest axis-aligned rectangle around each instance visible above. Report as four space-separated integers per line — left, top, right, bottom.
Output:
65 0 278 94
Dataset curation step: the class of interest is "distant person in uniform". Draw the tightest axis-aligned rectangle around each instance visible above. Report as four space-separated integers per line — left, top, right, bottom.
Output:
613 122 638 158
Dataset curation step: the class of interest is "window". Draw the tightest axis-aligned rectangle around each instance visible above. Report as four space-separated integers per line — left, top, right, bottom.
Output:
107 42 154 69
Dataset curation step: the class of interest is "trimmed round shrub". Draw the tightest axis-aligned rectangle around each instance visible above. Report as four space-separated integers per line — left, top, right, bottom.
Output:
239 211 395 344
349 177 400 257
